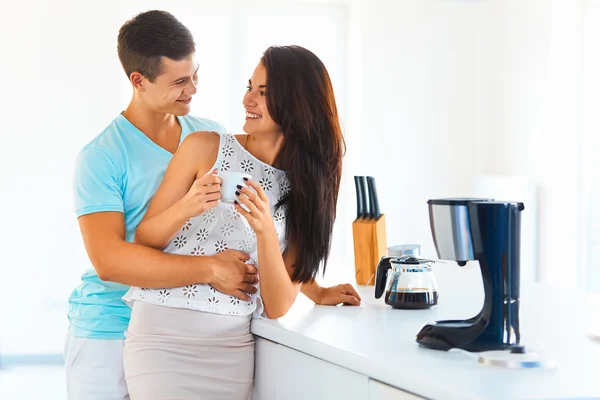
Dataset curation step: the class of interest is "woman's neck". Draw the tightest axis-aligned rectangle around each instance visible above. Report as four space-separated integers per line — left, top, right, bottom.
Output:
244 131 284 166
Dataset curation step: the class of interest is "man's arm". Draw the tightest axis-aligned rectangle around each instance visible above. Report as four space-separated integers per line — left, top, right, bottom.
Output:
79 211 257 299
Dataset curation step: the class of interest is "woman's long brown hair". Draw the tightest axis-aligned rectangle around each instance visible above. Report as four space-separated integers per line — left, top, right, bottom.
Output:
262 45 345 283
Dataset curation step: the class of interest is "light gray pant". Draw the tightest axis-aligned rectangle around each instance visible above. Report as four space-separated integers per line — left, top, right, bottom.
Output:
64 332 129 400
123 301 254 400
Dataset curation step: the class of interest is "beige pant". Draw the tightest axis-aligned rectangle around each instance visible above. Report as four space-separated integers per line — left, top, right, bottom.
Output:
123 301 254 400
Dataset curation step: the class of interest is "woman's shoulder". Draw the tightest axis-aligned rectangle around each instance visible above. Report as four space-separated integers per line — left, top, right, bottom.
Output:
176 131 223 175
184 130 221 145
180 130 222 154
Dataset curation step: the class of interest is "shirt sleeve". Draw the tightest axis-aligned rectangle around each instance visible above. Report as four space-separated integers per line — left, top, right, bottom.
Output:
216 122 227 134
252 289 270 320
73 146 124 217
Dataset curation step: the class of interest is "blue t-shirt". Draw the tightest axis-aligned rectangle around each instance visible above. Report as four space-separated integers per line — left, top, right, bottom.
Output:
69 113 226 339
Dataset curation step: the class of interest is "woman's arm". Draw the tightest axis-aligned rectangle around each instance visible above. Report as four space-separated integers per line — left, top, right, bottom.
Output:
234 180 301 319
256 230 302 319
301 280 362 306
134 131 221 249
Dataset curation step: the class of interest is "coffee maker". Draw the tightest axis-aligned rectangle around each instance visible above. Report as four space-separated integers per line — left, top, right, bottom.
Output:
416 199 524 352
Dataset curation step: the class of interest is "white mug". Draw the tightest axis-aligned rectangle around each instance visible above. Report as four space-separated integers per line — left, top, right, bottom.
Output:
219 171 252 204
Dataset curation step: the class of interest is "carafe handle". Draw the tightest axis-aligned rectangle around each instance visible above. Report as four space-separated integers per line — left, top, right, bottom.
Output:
375 257 393 299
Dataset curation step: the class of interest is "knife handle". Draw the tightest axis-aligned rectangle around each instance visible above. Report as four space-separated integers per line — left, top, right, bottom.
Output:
358 176 369 219
354 176 364 219
367 176 381 219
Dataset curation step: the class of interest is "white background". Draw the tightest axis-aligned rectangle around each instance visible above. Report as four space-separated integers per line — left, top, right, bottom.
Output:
0 0 599 362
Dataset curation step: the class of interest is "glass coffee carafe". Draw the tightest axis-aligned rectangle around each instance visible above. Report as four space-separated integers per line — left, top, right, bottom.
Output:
374 255 439 309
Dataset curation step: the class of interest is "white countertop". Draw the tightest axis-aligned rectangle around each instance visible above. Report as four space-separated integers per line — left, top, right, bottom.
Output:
251 262 600 400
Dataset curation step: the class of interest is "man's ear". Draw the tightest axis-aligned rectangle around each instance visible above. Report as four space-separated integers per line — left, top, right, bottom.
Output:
130 72 146 92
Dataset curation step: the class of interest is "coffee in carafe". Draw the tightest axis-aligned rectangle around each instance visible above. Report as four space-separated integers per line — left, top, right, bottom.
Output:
375 256 439 310
385 289 439 309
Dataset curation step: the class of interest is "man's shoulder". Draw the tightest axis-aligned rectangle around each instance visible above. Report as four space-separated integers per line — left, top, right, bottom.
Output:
77 117 127 164
181 114 226 134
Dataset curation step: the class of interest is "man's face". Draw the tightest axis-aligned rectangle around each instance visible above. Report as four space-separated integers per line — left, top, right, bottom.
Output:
140 55 199 116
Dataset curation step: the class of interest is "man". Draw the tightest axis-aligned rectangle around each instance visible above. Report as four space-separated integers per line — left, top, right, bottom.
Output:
66 9 361 400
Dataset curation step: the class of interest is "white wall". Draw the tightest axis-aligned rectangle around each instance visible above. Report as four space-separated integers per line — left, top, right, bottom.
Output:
0 0 490 313
483 0 583 289
343 0 489 264
0 0 349 354
347 0 588 291
582 0 600 292
1 0 494 346
2 0 592 357
0 0 127 353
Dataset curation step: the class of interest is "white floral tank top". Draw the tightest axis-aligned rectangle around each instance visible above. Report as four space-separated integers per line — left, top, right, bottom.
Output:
123 133 289 318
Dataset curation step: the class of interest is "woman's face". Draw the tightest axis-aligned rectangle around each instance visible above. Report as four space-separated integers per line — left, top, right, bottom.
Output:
243 62 280 136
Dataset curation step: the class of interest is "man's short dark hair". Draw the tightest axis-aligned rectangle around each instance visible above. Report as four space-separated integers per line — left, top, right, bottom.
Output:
117 10 195 82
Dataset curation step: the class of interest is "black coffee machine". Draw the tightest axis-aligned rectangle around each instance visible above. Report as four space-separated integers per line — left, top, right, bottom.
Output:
416 199 525 352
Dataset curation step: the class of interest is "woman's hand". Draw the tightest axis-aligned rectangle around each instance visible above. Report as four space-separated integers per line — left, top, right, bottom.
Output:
301 280 362 306
177 169 221 219
317 284 362 306
234 178 276 236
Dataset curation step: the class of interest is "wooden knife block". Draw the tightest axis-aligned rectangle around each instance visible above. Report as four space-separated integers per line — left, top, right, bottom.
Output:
352 214 387 285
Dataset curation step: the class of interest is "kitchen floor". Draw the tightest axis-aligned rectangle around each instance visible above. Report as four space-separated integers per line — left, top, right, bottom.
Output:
0 364 66 399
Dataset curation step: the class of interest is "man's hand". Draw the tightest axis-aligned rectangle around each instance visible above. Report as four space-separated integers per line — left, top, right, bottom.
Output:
208 249 259 301
317 283 362 306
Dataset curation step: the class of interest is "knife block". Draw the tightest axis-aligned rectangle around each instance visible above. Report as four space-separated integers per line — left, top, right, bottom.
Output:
352 214 387 285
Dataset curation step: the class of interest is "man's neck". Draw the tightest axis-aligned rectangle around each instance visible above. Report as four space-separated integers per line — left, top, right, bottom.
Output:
122 100 180 142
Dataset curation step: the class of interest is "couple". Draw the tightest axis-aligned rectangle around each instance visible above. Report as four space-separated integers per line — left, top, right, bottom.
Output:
65 9 361 400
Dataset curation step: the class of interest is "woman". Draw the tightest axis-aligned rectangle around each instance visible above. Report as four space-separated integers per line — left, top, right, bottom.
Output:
122 45 346 399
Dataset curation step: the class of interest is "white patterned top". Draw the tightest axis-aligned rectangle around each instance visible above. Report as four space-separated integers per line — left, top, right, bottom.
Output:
122 133 289 318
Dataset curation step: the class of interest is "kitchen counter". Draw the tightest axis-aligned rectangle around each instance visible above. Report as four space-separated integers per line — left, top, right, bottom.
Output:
251 262 600 400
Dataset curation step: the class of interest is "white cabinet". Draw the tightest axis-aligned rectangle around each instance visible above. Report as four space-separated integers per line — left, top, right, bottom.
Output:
276 344 369 400
252 338 427 400
253 337 278 400
368 379 426 400
252 337 369 400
